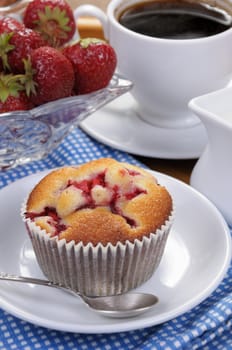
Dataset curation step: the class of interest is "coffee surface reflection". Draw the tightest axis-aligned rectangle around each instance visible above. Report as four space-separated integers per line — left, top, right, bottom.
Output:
118 0 232 39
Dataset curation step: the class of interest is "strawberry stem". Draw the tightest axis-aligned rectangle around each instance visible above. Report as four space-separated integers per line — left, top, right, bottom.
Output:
22 58 37 96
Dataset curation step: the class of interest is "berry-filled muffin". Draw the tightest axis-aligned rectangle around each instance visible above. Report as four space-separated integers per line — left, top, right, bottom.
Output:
22 158 174 296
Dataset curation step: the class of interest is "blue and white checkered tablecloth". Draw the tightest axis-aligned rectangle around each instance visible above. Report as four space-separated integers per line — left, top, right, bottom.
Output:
0 127 231 350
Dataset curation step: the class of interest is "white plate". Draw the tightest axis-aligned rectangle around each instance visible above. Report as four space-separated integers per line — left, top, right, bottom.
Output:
0 170 231 334
80 93 208 159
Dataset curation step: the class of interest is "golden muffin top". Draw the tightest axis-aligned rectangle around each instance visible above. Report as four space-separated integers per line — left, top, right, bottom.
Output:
26 158 173 246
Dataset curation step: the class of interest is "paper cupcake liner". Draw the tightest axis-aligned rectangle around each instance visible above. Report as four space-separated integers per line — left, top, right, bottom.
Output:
22 202 174 296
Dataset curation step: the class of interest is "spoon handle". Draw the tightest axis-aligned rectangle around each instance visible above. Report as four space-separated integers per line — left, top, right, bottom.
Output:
0 271 101 312
0 272 78 296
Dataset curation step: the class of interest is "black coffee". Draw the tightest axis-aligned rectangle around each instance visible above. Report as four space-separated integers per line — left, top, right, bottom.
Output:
118 0 232 39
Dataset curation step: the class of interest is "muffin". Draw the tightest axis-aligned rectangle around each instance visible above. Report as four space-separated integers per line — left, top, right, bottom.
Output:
22 158 174 296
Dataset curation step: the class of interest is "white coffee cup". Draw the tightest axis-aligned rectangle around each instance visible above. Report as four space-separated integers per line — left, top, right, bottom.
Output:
74 0 232 129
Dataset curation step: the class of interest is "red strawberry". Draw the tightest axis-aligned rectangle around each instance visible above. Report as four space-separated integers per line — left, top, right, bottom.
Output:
0 16 25 32
62 38 117 94
0 17 22 72
0 27 46 73
10 29 45 73
27 46 75 105
0 73 33 112
23 0 76 47
0 91 33 112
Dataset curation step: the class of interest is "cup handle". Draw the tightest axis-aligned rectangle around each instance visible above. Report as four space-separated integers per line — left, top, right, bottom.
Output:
74 5 109 40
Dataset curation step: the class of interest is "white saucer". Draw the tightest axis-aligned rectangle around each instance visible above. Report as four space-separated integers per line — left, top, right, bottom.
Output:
0 170 231 334
80 93 208 159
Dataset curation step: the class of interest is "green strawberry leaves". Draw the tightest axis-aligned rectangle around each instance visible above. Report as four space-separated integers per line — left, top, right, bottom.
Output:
0 33 15 71
33 6 72 47
0 58 38 103
79 38 106 49
0 73 25 103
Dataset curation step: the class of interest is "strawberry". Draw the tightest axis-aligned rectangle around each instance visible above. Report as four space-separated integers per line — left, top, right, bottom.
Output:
0 16 25 32
62 38 117 94
0 17 25 72
0 26 46 73
23 0 76 47
0 91 32 112
0 73 33 112
26 46 75 105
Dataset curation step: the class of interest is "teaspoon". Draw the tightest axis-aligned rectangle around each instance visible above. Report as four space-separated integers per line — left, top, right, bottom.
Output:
0 273 158 318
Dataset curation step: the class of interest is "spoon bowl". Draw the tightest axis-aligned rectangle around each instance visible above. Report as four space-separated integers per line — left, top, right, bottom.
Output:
0 273 158 318
83 293 159 318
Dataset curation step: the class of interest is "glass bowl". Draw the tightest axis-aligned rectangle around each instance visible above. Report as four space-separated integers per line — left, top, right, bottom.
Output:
0 74 132 170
